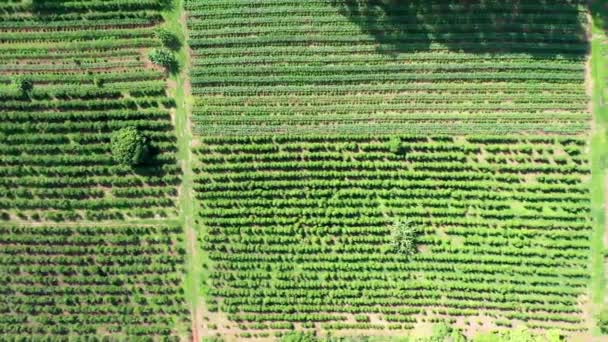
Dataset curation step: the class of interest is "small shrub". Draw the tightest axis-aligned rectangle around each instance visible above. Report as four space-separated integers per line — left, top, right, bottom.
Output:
390 219 417 255
564 146 581 156
93 77 104 87
280 331 318 342
597 308 608 334
154 27 181 50
110 127 149 166
387 136 402 154
12 75 33 96
354 315 370 322
149 48 177 71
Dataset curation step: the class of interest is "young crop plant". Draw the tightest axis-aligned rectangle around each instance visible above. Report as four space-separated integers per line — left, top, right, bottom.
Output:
390 219 417 256
597 308 608 334
388 136 403 154
12 75 33 98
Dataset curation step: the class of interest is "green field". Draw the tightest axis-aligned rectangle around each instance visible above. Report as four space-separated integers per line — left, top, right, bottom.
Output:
0 0 187 340
193 135 592 338
0 0 180 222
186 0 589 135
2 0 608 341
185 0 601 340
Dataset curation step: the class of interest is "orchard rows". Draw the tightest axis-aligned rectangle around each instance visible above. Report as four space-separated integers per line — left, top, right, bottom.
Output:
0 0 187 340
0 0 599 340
186 0 596 340
193 135 591 338
0 0 179 222
0 223 186 339
186 0 589 136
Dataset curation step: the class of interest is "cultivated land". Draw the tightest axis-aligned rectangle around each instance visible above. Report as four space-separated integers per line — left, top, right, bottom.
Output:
186 0 590 136
186 0 601 340
0 0 187 340
195 135 591 336
0 0 180 222
2 0 608 341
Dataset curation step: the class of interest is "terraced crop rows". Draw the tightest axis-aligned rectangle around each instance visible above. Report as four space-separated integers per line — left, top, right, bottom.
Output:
194 135 591 338
187 0 590 136
0 0 179 222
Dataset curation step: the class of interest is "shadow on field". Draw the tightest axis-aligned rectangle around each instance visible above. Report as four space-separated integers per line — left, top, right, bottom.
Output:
30 0 70 14
330 0 588 58
590 0 608 31
29 0 172 14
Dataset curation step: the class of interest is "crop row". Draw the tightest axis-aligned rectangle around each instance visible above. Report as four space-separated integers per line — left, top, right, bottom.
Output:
0 223 185 339
192 135 591 335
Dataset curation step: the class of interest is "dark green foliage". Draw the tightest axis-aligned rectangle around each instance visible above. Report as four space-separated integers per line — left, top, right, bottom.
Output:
155 27 181 50
590 0 608 31
12 76 33 96
93 77 104 88
149 48 178 71
598 308 608 334
110 127 149 166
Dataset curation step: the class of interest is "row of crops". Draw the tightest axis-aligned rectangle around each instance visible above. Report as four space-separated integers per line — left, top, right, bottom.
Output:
185 0 596 339
0 0 190 340
193 135 592 339
186 0 590 135
0 0 180 222
0 223 186 339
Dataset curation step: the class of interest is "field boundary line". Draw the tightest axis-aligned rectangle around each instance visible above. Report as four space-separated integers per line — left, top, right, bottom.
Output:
162 0 200 340
590 13 607 337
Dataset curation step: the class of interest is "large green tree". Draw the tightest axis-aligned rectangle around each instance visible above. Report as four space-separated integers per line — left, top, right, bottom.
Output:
110 127 149 166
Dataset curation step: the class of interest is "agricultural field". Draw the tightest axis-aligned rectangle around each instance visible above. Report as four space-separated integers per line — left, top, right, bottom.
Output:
0 0 180 222
2 0 608 341
0 0 189 340
186 0 603 341
0 223 187 339
186 0 590 136
193 135 592 339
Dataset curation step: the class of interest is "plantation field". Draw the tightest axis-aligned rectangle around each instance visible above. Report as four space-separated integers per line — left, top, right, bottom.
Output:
0 0 180 222
186 0 590 136
193 135 592 339
0 0 190 341
1 0 606 341
0 223 186 339
184 0 603 340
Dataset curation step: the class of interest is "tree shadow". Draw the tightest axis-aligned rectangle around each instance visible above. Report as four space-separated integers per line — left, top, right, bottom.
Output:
30 0 69 14
30 0 171 14
590 0 608 31
331 0 588 58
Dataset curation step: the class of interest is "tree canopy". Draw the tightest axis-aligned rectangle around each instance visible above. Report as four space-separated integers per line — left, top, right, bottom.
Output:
110 127 149 166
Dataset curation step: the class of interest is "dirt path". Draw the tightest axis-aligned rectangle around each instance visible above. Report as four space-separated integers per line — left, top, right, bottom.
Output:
161 0 201 341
